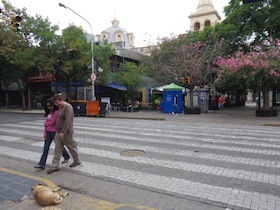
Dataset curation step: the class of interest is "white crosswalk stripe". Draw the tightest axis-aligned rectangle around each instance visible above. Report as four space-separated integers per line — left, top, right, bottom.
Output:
0 118 280 210
1 144 278 209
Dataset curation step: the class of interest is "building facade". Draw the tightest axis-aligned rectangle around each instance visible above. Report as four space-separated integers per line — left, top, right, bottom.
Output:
96 18 135 49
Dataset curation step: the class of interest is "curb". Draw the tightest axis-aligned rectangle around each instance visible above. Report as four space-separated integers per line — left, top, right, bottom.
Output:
261 123 280 127
0 166 58 189
0 109 166 120
105 116 167 121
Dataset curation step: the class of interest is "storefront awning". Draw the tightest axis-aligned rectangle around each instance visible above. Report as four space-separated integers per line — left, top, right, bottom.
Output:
151 83 189 93
108 83 127 91
48 82 83 87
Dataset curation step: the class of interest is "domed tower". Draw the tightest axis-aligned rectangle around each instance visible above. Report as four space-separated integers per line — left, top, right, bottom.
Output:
95 18 135 48
189 0 221 31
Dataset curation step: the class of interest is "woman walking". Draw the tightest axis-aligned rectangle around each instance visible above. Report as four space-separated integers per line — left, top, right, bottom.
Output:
34 98 70 169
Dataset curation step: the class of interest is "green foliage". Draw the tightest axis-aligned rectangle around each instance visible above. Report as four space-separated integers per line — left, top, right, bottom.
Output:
215 67 251 95
206 0 280 99
22 15 59 47
0 1 29 84
268 0 280 37
223 0 280 45
0 0 121 104
0 2 61 85
93 42 115 85
216 38 280 109
113 62 145 100
54 25 90 99
144 33 225 87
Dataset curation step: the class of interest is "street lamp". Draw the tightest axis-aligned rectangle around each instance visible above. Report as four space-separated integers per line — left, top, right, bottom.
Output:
58 3 96 101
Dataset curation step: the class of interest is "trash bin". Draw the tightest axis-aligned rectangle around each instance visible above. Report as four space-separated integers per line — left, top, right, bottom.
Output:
71 101 86 116
86 101 99 116
99 102 107 117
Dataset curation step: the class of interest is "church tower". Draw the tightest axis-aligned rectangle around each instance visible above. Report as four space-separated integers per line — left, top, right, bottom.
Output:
189 0 221 31
95 17 135 48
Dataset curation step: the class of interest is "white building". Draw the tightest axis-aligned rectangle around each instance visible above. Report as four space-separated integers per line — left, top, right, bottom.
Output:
95 18 135 49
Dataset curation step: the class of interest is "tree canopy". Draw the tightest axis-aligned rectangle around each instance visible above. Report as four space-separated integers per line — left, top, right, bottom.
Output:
0 0 115 106
113 61 145 101
216 38 280 110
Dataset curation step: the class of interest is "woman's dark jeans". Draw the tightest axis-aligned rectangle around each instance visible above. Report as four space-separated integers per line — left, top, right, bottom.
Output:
38 131 70 167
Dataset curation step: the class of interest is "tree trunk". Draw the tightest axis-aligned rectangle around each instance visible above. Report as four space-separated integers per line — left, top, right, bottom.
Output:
20 90 26 111
17 80 26 111
262 89 270 111
27 88 31 109
5 90 9 107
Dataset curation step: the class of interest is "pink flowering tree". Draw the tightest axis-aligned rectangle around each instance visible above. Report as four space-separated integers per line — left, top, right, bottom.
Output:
216 39 280 110
144 35 224 108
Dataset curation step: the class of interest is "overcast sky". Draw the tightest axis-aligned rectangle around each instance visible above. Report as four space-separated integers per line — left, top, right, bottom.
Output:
6 0 230 47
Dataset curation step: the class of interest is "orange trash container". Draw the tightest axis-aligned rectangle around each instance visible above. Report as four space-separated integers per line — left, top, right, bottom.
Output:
86 101 100 116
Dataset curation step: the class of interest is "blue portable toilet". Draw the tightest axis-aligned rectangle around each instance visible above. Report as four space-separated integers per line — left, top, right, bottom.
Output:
161 83 183 113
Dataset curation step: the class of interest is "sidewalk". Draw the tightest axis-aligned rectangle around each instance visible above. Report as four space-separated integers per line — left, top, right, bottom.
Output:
1 103 279 126
0 166 156 210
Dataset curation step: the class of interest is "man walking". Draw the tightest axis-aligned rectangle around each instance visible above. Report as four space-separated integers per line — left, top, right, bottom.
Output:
218 95 225 111
47 94 81 174
172 94 179 115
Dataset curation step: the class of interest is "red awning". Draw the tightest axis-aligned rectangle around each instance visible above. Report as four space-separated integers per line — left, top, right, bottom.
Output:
25 74 55 83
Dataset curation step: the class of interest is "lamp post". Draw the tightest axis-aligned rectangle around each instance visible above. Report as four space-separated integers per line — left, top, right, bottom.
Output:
58 3 96 101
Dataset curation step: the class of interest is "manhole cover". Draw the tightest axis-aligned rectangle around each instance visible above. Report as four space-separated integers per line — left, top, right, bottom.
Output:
120 149 145 157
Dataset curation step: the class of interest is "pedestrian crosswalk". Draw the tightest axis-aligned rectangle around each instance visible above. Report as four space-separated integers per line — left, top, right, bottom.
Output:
0 118 280 210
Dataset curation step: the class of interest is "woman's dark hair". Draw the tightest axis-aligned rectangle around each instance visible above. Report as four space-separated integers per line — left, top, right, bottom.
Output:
44 98 58 117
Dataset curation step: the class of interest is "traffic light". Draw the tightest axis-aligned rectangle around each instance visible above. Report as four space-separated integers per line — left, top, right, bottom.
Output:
180 77 185 84
11 14 21 31
186 76 190 84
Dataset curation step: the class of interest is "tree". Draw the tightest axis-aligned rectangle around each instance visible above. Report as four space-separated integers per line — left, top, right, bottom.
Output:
214 67 251 105
93 42 115 85
267 0 280 38
55 26 115 101
0 0 30 109
1 0 115 107
19 14 60 71
55 25 90 101
223 0 280 45
143 33 225 108
0 0 63 109
113 62 145 101
216 38 280 110
205 0 280 105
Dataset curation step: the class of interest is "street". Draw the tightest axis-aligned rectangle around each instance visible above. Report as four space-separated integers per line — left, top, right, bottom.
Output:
0 112 280 210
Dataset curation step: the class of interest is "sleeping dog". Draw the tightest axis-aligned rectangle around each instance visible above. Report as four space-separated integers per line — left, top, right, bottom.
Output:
31 183 68 206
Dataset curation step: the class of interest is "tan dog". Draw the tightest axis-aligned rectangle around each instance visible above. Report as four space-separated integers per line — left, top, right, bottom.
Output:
31 183 68 206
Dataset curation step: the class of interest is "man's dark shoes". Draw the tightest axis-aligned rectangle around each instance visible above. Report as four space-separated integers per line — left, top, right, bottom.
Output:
69 161 81 168
34 164 45 169
47 168 59 174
